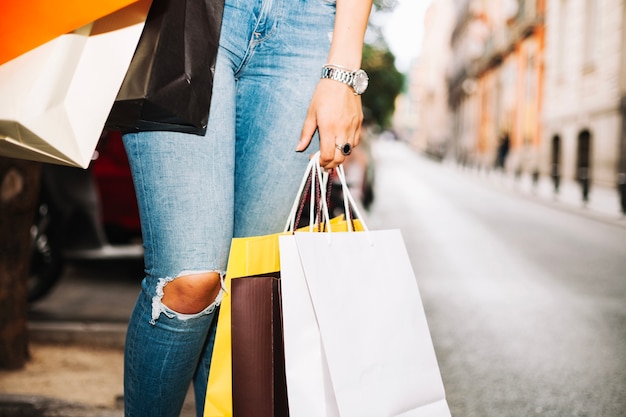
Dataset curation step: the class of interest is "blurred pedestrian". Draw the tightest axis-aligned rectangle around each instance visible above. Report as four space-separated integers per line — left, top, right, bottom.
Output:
121 0 372 416
495 132 510 170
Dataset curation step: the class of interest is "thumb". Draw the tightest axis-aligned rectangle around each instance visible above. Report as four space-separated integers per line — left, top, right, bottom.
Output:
296 113 317 152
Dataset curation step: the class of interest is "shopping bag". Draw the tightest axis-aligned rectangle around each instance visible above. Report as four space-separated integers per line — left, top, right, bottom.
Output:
279 236 339 417
0 0 151 168
204 232 282 417
204 156 360 417
106 0 224 135
0 0 140 65
204 221 358 417
230 273 289 417
280 154 452 417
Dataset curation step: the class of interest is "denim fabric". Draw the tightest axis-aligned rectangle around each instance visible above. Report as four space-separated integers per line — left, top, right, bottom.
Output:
122 0 336 416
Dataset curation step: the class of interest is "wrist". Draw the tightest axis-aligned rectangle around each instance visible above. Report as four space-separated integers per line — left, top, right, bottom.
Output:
324 57 362 72
324 63 358 72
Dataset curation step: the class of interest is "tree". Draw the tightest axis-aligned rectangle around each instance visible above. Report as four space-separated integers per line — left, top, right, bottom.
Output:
361 1 405 129
372 0 398 11
0 157 40 369
361 42 405 129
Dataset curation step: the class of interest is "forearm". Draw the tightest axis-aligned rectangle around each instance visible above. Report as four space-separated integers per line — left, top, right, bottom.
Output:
326 0 373 70
297 0 372 168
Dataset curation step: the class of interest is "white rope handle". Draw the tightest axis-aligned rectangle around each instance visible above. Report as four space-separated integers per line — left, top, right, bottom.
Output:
284 152 369 234
284 156 316 233
335 163 369 232
284 153 331 233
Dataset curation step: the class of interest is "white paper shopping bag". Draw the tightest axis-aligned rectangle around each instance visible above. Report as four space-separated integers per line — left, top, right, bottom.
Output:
279 234 340 417
286 230 451 417
280 153 451 417
0 0 150 168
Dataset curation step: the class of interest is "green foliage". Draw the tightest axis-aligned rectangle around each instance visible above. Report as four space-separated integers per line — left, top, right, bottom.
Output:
373 0 398 12
361 43 404 129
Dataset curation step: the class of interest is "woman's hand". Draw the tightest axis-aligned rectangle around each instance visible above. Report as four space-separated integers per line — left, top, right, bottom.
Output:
296 78 363 170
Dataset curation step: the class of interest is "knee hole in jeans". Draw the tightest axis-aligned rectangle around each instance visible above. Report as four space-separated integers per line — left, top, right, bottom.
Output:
161 271 223 315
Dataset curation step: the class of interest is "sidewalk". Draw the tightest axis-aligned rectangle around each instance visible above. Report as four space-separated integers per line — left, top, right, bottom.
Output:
0 342 127 417
0 256 200 417
0 337 196 417
454 164 625 227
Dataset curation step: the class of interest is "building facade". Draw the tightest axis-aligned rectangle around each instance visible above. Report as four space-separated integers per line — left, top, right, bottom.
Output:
447 0 545 173
542 0 625 191
441 0 626 204
408 0 456 159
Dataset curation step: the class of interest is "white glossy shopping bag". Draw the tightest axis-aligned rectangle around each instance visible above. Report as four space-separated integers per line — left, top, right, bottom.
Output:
0 0 150 168
280 154 451 417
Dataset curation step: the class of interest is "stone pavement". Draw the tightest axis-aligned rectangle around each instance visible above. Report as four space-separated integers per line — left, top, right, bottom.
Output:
0 340 196 417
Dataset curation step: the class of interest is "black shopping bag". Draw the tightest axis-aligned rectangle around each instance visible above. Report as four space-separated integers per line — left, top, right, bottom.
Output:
106 0 224 135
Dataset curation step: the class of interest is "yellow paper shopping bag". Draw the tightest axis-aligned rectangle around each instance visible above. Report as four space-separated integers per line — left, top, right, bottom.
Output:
203 231 282 417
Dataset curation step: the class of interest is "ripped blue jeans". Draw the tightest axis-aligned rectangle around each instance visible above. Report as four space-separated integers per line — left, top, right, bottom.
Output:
122 0 335 416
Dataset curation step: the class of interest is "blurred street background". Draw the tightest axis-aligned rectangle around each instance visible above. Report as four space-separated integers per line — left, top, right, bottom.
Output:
22 138 626 416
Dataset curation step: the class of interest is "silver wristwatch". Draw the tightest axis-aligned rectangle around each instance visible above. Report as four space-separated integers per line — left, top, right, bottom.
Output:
321 65 369 95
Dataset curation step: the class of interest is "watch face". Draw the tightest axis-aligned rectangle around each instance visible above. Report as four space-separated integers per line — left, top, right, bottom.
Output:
353 70 369 95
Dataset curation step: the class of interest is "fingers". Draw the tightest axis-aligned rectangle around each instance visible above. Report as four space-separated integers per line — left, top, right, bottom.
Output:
318 136 356 169
318 112 362 169
299 123 362 170
298 80 364 169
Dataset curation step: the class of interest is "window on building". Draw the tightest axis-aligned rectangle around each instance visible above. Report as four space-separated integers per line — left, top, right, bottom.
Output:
577 130 592 181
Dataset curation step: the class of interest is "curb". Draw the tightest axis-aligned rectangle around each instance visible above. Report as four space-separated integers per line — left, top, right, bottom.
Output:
28 322 127 350
0 394 122 417
479 176 626 229
446 162 626 229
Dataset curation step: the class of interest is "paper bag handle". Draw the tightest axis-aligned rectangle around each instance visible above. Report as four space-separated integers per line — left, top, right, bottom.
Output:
284 153 332 233
335 163 369 232
283 152 369 234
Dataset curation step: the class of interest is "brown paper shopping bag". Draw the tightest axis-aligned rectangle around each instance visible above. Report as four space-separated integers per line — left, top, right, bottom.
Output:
230 273 289 417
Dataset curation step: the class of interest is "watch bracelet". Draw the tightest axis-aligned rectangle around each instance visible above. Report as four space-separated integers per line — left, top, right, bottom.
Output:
321 66 355 85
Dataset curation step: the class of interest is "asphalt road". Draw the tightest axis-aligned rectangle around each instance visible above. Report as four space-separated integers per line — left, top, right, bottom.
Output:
29 139 626 417
368 140 626 417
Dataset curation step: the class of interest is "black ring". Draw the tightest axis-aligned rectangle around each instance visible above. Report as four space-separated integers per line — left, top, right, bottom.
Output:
336 143 352 156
